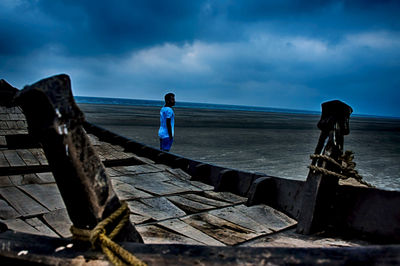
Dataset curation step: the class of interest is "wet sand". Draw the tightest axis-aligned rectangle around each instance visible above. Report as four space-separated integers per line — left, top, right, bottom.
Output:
79 103 400 191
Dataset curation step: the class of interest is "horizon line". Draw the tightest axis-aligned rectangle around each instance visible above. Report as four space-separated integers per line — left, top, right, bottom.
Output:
74 95 400 120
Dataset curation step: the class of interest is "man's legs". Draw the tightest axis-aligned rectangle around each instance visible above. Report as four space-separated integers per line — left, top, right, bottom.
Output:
160 137 173 151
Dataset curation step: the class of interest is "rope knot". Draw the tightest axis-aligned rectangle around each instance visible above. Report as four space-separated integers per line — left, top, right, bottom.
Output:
308 151 374 187
70 201 147 266
90 227 106 249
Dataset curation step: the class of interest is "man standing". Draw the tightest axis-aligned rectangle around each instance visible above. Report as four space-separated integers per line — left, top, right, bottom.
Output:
158 93 175 151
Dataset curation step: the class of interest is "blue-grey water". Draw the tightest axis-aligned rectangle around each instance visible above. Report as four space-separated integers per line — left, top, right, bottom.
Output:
76 96 400 191
75 96 320 115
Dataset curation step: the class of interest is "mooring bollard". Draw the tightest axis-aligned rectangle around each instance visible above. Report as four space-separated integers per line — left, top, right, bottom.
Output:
297 100 353 235
5 74 142 242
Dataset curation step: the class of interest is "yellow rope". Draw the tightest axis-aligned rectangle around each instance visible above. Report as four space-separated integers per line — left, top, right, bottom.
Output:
70 202 147 266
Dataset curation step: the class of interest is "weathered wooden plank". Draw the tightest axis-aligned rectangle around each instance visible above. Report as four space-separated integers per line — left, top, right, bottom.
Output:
114 172 170 184
129 213 153 225
12 107 21 113
165 178 203 192
121 174 189 196
234 204 296 232
99 143 131 160
18 184 65 211
182 193 232 208
95 147 106 160
29 148 48 165
111 179 152 200
9 174 43 186
6 121 18 129
0 121 8 130
0 187 48 216
158 218 226 246
105 142 122 152
0 176 12 187
209 206 272 235
42 208 73 238
9 129 28 135
166 168 192 180
17 113 26 120
0 151 10 167
127 197 186 221
134 155 155 164
113 150 131 160
97 143 118 160
36 172 55 183
136 224 203 245
0 199 20 219
167 195 216 213
16 149 40 166
25 217 59 238
0 136 6 146
106 167 123 177
1 218 42 235
125 154 155 164
107 150 126 160
116 164 163 175
135 180 189 196
108 150 129 160
16 120 26 129
112 144 125 152
240 228 361 248
182 213 259 245
8 113 20 120
152 164 170 171
189 181 214 191
87 134 101 146
204 191 247 204
3 150 26 167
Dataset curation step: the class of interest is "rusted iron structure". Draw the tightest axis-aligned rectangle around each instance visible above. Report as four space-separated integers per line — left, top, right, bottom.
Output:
0 74 399 265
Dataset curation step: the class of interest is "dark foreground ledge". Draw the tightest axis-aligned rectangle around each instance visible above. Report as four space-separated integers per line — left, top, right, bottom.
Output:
0 230 399 265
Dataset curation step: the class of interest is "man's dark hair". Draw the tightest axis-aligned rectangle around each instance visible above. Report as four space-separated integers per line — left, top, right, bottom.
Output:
164 93 175 102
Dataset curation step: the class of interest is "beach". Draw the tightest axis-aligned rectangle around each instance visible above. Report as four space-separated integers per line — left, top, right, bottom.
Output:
78 103 400 191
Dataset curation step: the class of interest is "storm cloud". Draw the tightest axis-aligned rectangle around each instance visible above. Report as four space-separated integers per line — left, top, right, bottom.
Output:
1 0 399 116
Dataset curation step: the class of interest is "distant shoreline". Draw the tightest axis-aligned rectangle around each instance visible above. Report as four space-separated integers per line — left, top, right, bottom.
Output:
74 96 400 120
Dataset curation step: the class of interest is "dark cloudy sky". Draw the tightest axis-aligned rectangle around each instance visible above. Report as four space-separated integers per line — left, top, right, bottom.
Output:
1 1 399 117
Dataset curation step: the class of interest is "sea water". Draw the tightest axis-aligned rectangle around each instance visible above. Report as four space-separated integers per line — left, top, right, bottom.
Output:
75 96 320 115
76 96 400 191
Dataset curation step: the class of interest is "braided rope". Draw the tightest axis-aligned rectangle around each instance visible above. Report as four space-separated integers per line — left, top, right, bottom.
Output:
308 165 348 180
310 154 342 169
70 202 146 266
308 151 374 187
